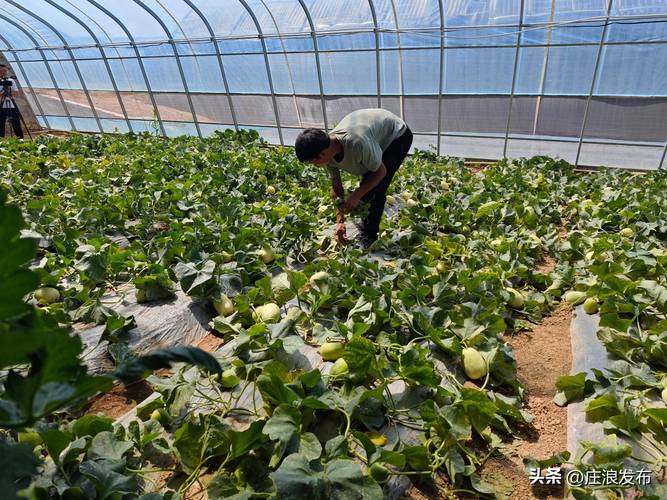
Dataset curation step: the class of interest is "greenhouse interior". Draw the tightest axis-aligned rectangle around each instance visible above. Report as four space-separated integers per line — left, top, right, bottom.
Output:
0 1 666 499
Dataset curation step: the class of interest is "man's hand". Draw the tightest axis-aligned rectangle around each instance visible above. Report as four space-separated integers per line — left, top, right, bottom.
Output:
341 192 361 213
334 222 349 244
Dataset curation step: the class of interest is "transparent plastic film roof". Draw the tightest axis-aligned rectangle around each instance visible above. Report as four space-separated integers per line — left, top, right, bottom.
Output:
1 0 666 169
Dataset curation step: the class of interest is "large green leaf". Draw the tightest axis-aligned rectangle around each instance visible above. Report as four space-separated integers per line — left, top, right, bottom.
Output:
114 346 221 382
0 441 41 498
270 455 382 500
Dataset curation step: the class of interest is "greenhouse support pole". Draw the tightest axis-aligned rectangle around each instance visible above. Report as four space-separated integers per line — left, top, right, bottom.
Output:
296 0 328 132
6 0 104 133
182 0 239 132
366 0 381 108
659 142 666 170
0 37 49 128
133 0 202 138
389 0 405 121
237 0 284 146
436 0 444 155
0 13 75 131
258 0 304 129
533 0 556 136
44 0 133 134
502 0 526 158
85 0 166 136
575 0 614 167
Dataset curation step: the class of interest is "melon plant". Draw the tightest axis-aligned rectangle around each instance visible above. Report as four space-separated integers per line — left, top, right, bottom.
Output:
369 463 390 483
271 273 294 304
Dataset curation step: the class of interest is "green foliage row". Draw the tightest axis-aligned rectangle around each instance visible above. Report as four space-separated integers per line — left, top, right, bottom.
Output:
0 130 665 498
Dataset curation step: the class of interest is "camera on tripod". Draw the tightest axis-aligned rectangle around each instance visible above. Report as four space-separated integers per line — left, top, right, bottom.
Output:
0 73 28 139
1 78 13 97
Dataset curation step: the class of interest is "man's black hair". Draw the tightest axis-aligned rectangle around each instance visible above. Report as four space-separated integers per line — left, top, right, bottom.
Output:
295 128 330 162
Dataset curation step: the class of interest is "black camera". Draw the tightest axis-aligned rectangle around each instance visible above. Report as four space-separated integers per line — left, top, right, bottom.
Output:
0 78 12 96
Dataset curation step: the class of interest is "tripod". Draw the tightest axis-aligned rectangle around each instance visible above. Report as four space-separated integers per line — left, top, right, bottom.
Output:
0 85 32 140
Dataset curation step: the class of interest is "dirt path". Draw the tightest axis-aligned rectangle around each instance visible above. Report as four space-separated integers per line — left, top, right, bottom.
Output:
481 302 573 499
402 302 573 499
84 380 153 419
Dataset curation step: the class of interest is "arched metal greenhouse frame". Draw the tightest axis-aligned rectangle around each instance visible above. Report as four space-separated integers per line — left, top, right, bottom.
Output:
0 0 665 169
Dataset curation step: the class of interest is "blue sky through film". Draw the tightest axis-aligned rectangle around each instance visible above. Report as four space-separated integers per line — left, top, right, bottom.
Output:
1 0 666 97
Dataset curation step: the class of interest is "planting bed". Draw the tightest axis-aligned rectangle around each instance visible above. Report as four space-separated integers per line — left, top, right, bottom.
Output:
1 131 665 499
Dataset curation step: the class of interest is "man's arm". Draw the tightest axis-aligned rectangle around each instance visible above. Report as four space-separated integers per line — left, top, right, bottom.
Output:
330 169 345 223
341 163 387 213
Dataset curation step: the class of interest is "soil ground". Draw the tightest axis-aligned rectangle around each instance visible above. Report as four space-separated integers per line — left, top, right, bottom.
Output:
84 380 154 419
196 332 225 353
487 301 573 500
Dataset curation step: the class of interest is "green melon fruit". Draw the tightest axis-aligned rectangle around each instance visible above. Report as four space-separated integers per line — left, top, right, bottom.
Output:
386 195 396 205
406 198 419 208
583 298 599 314
320 342 344 361
662 387 667 405
213 295 234 316
252 303 281 323
150 408 169 425
34 287 60 305
528 233 542 246
330 358 349 376
217 368 240 388
266 185 276 195
564 291 587 305
546 280 563 297
18 430 43 448
506 287 525 309
620 227 634 238
309 271 330 286
440 180 450 190
435 261 446 273
286 307 303 322
259 247 275 264
462 347 487 380
221 251 233 263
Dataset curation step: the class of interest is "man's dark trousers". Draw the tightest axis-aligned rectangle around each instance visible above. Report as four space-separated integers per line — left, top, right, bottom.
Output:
0 108 23 138
359 127 413 242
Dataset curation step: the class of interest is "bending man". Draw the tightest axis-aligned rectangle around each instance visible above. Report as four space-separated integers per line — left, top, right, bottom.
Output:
295 108 412 248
